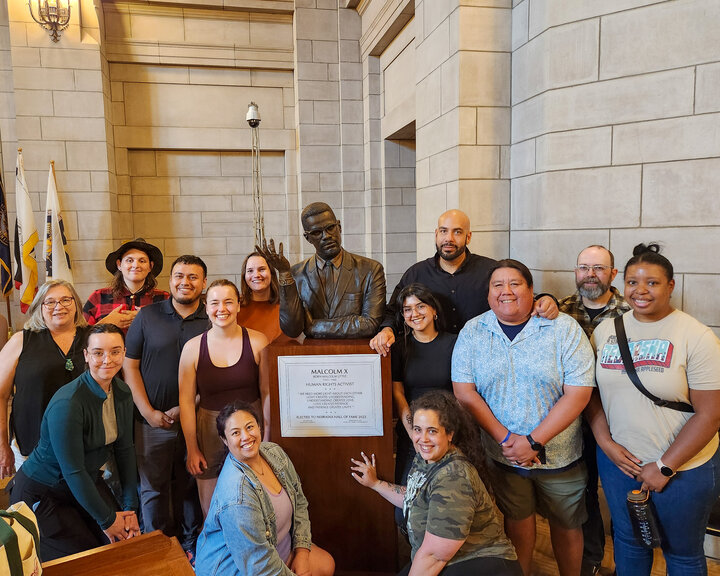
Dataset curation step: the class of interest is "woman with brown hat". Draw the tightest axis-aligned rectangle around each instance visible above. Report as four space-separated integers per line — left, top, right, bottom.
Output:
83 238 169 332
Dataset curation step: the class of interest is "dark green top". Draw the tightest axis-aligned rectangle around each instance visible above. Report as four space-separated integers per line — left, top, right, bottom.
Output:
22 371 137 530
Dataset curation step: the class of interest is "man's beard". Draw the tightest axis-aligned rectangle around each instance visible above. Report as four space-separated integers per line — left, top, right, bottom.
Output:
577 279 610 300
436 242 464 261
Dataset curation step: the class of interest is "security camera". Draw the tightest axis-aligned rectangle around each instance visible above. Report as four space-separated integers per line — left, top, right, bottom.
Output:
246 103 261 128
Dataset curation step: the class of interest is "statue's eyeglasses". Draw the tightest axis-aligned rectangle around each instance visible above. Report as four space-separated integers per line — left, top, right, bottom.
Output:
305 223 339 240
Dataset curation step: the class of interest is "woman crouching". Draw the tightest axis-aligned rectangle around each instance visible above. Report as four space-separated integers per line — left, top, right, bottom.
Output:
351 391 520 576
195 401 334 576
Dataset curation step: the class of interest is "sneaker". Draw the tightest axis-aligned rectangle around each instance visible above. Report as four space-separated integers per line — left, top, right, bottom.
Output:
580 561 601 576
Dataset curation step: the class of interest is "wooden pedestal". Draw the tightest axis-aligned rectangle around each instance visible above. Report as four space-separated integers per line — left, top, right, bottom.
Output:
263 338 397 575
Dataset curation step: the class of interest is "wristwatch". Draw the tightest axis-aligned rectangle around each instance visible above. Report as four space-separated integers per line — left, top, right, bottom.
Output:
656 458 675 478
526 434 543 452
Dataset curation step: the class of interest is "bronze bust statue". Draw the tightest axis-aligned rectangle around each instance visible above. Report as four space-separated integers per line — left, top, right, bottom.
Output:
258 202 386 339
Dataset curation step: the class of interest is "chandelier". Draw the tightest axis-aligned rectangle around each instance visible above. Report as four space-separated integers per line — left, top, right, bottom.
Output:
28 0 71 43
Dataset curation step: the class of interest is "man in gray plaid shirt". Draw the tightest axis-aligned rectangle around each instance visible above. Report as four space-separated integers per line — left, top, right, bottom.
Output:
559 245 630 576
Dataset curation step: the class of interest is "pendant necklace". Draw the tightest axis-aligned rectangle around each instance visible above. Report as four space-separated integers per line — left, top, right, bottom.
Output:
57 332 76 372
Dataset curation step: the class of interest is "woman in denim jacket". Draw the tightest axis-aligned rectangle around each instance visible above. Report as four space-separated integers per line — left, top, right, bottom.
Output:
195 401 335 576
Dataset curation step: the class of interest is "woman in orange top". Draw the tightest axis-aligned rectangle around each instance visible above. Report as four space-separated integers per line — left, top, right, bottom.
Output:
237 252 283 343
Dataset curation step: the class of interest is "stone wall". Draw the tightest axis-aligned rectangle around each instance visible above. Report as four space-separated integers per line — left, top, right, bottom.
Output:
510 0 720 332
1 0 112 326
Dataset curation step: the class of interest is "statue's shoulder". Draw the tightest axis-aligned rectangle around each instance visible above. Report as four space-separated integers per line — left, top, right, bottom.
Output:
344 251 384 272
290 256 314 275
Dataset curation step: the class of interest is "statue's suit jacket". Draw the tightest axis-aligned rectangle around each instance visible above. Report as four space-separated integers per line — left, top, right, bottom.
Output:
279 250 386 339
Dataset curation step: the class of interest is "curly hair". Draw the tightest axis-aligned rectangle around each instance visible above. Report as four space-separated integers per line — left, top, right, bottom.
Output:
410 390 490 491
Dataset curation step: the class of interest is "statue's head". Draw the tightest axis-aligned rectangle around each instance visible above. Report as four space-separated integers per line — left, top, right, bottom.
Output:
301 202 342 261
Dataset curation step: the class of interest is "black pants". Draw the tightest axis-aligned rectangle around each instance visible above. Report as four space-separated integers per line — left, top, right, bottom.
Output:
398 555 523 576
10 468 116 562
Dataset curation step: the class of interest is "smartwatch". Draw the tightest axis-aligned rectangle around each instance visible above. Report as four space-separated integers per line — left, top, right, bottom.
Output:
656 458 675 478
526 434 543 452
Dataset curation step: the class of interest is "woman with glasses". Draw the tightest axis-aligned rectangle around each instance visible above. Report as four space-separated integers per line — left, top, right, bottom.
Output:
10 324 140 561
392 284 457 490
0 280 89 478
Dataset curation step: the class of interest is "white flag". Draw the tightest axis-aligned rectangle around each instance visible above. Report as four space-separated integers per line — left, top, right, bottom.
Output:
44 162 73 283
13 150 39 313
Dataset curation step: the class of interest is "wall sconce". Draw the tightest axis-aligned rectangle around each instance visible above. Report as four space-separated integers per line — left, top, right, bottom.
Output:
28 0 71 43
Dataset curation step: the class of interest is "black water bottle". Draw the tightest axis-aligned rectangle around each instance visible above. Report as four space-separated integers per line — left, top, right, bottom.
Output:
626 489 662 548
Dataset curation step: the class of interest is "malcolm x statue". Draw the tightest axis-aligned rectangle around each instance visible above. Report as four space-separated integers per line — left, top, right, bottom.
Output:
257 202 386 339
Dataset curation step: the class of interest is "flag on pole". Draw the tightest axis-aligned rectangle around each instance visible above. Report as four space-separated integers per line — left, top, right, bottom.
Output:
13 149 39 313
0 174 11 296
44 161 73 283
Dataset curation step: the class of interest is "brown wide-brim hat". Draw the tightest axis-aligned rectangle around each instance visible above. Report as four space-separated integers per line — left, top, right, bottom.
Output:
105 238 163 277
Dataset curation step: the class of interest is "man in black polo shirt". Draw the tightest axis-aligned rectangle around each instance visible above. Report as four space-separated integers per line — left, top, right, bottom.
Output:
123 255 209 558
370 209 558 355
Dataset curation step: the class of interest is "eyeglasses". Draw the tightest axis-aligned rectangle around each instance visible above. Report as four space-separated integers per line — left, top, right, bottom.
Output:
403 303 430 316
42 297 75 309
575 265 612 274
87 350 124 361
305 223 339 240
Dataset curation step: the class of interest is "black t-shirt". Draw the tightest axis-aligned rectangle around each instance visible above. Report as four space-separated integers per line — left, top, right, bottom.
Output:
499 319 529 341
391 332 458 402
586 306 606 321
125 299 210 418
382 251 497 334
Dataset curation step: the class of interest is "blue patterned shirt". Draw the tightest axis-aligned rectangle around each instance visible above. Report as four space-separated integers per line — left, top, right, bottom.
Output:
452 311 595 470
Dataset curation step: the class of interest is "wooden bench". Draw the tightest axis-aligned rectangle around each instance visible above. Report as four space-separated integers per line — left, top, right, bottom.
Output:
41 531 194 576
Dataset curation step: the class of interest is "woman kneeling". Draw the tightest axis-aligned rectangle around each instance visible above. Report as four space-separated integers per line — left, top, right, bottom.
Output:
195 401 334 576
351 391 521 576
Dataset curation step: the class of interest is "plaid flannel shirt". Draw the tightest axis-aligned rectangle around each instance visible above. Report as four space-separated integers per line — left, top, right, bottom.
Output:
558 286 631 339
83 286 169 329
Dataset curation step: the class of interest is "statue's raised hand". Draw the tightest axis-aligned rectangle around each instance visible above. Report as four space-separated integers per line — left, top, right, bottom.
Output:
256 238 291 274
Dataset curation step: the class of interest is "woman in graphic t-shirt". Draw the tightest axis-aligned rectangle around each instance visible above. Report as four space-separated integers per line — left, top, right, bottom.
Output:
587 243 720 575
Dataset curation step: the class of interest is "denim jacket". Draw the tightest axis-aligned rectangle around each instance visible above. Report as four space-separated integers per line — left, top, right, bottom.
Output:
195 442 312 576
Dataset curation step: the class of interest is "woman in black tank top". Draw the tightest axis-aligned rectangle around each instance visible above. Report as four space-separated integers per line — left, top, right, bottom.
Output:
178 279 269 516
0 280 88 479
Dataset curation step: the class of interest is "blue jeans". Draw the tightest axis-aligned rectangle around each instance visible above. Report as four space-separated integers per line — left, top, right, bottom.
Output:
597 445 720 576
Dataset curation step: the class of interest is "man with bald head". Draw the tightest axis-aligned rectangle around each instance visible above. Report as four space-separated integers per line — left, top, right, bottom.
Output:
559 244 630 576
370 210 557 354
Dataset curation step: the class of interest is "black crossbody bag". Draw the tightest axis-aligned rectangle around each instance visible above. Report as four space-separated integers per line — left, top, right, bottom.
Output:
613 315 694 413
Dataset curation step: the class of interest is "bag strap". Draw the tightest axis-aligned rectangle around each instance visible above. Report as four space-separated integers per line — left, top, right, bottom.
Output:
0 510 40 551
0 516 23 576
614 315 694 413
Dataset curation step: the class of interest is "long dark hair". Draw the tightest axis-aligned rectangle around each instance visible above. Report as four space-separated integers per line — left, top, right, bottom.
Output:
624 243 673 280
395 283 443 335
394 283 444 379
410 391 490 490
110 269 158 299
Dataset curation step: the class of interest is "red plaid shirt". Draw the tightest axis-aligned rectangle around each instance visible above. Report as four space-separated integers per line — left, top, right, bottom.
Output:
83 286 169 330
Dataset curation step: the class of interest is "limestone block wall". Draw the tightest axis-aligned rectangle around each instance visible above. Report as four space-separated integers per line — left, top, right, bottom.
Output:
294 0 371 258
383 138 415 292
1 0 113 327
126 148 287 288
104 2 300 289
510 0 720 331
414 0 511 261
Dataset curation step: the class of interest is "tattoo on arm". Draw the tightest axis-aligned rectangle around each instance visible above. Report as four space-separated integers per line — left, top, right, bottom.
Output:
383 481 406 495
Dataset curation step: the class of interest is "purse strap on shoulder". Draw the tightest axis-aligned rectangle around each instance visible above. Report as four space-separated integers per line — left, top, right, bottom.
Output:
613 315 693 413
